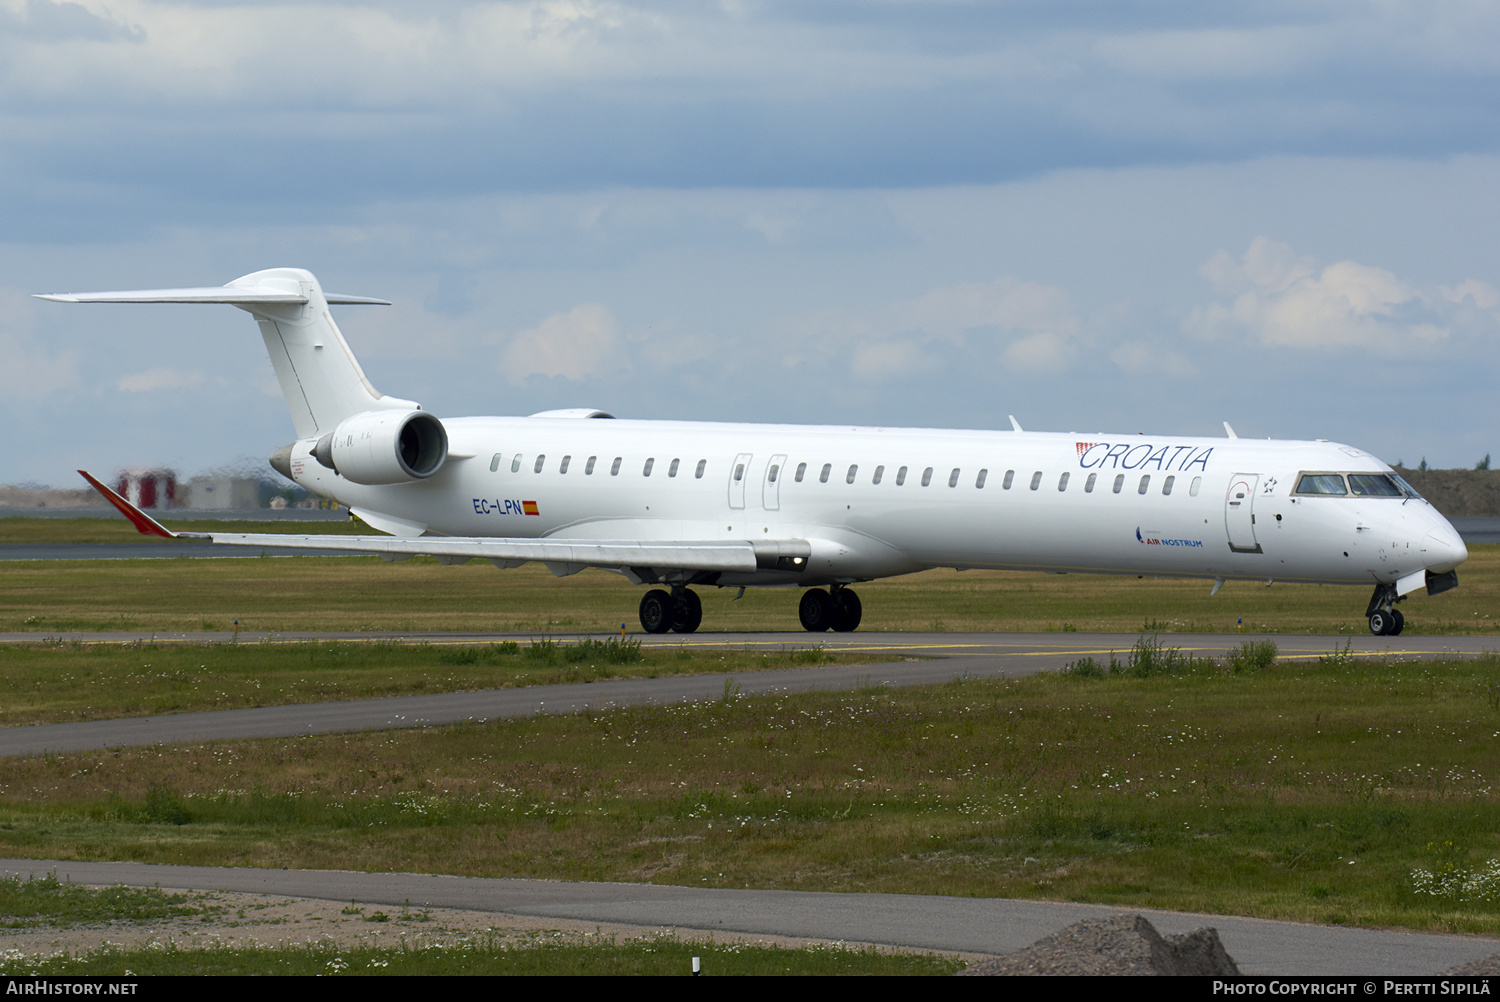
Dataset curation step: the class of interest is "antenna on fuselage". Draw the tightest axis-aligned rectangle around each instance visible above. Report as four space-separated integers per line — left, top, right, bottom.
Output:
1009 415 1023 432
1223 422 1238 439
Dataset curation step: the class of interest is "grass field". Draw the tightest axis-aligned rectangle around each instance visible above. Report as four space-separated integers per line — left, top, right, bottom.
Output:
2 544 1496 636
0 639 850 726
0 651 1495 936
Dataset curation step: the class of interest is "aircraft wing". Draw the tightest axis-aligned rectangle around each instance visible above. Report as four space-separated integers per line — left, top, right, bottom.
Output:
77 471 805 575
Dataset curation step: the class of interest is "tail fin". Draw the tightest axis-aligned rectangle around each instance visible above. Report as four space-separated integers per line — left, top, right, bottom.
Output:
38 267 414 439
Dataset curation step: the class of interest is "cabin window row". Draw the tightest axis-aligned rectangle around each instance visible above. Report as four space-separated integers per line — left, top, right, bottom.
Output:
785 462 1202 498
488 453 709 479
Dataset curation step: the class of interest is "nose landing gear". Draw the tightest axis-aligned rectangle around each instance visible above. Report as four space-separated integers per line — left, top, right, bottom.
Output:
798 586 862 632
1365 583 1406 636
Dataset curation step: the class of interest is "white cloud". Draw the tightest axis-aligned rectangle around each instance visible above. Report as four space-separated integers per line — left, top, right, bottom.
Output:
791 275 1084 381
1111 340 1195 377
1184 236 1498 355
117 366 205 392
501 302 619 384
0 332 76 399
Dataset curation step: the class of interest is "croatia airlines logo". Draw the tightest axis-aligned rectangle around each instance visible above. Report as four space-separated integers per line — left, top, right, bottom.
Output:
1077 442 1213 472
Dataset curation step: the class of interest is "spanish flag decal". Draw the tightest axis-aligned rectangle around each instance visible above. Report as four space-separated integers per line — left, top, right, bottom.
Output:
522 500 540 516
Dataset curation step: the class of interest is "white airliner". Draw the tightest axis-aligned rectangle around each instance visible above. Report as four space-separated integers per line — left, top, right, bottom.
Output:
42 268 1467 637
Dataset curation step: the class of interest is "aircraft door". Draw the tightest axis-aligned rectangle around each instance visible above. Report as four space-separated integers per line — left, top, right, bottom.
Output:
1225 474 1263 554
763 454 786 511
729 453 753 510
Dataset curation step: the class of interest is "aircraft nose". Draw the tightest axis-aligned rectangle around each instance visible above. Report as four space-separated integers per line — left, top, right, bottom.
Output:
1421 524 1468 573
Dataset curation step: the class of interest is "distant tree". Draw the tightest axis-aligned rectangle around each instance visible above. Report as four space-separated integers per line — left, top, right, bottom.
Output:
1419 458 1429 471
1394 458 1405 468
1479 454 1492 471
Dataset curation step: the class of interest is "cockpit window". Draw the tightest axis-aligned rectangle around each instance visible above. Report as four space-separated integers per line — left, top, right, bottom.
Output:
1390 473 1424 499
1295 473 1347 495
1348 474 1403 497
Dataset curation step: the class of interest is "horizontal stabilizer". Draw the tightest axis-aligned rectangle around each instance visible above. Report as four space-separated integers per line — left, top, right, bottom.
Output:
36 287 389 306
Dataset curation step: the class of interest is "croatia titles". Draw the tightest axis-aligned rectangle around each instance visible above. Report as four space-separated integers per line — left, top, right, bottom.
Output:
1074 442 1214 472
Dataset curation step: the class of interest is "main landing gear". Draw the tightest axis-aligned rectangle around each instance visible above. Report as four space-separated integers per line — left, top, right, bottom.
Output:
799 586 862 633
1365 583 1405 636
638 586 703 635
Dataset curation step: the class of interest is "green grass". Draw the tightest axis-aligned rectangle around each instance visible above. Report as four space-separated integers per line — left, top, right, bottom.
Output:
0 639 852 726
0 937 964 976
0 873 212 928
1 544 1496 635
0 652 1496 934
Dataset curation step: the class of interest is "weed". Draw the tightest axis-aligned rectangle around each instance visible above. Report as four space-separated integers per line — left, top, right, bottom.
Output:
1227 640 1278 673
1319 638 1356 668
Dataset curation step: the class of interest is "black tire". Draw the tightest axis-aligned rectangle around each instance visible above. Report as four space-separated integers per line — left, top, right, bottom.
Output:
1368 610 1392 636
798 589 835 632
1390 610 1405 636
639 590 675 634
671 589 703 634
830 588 862 632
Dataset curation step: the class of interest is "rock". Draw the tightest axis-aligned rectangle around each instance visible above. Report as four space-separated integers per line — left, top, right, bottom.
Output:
958 913 1240 976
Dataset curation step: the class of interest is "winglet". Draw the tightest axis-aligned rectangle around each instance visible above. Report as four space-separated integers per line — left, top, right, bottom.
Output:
77 471 177 538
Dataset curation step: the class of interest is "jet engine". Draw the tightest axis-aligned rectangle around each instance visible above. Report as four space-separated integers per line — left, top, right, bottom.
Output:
312 409 448 485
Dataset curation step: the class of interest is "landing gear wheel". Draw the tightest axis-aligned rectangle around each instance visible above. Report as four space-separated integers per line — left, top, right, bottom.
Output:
1368 609 1394 636
1390 610 1405 636
830 588 862 632
798 589 836 632
670 588 703 634
639 590 675 634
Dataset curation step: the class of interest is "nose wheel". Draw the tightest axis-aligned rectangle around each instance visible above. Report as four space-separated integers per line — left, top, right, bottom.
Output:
1365 584 1406 636
798 586 862 632
1368 609 1404 636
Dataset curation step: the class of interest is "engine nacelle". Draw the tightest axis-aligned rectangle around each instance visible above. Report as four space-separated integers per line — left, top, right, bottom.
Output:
312 410 448 485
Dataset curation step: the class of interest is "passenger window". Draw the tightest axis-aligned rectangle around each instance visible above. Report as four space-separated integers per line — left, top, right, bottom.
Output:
733 462 744 481
610 457 622 476
1029 471 1042 491
873 465 884 485
696 459 707 479
948 468 960 488
975 469 988 488
559 455 571 474
1113 474 1124 494
820 463 832 484
534 454 546 474
846 464 859 484
1138 475 1151 495
922 467 934 486
585 456 597 475
896 466 908 486
1003 470 1015 490
768 463 779 483
668 458 680 478
1058 472 1069 491
1190 476 1201 496
1162 475 1174 496
511 456 523 473
1085 473 1097 493
795 462 806 483
489 453 502 473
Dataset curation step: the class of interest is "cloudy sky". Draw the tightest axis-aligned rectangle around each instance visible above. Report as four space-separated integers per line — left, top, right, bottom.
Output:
3 0 1498 486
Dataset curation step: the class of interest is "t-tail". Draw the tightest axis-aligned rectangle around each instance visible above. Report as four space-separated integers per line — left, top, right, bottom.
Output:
37 268 448 486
